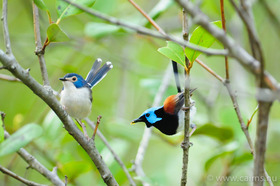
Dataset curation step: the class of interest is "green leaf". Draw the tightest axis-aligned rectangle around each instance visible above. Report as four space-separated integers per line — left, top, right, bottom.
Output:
231 152 253 166
0 124 43 157
33 0 48 11
185 21 222 63
192 123 233 142
56 0 96 21
205 142 238 171
158 41 185 67
85 22 121 38
47 23 70 43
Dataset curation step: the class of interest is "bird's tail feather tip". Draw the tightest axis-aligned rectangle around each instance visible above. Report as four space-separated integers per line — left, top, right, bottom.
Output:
106 61 113 68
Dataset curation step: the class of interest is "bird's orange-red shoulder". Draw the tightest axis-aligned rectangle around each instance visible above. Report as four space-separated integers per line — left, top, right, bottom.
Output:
163 95 176 114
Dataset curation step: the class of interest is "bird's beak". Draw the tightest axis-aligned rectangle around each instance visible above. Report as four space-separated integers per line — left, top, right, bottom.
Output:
59 77 67 81
131 118 143 125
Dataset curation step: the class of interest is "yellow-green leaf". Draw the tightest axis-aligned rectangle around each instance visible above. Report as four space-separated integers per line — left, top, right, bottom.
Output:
158 41 185 67
47 23 70 43
185 21 222 63
56 0 96 21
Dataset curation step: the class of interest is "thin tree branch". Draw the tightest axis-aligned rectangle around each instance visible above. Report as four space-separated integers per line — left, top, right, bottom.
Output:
219 0 230 80
132 65 172 186
4 131 65 186
229 1 273 185
0 51 118 186
195 58 273 185
174 0 280 91
32 2 50 86
127 0 166 35
61 0 228 57
85 118 136 186
1 0 12 55
195 59 224 83
0 165 47 186
0 73 21 82
181 7 191 186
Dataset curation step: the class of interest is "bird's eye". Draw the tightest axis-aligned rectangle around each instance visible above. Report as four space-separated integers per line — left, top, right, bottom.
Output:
145 113 150 117
72 76 77 81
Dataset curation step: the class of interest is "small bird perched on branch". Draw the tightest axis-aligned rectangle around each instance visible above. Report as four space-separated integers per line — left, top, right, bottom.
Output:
131 89 196 135
59 58 113 139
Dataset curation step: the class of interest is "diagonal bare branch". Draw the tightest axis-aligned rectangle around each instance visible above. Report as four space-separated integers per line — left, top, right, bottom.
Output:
0 165 47 186
4 131 65 186
0 50 118 186
61 0 228 57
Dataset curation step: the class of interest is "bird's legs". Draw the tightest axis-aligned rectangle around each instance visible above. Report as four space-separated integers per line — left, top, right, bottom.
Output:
76 119 89 140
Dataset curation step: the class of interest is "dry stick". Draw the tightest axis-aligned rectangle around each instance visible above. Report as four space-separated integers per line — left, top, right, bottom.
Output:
0 165 47 186
91 115 102 139
4 131 65 186
1 0 12 55
181 6 191 186
32 3 50 86
61 0 228 57
85 118 136 186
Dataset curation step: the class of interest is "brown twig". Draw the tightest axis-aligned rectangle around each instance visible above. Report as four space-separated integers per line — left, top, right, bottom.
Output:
219 0 230 80
195 59 224 83
0 165 47 186
92 115 102 139
247 105 259 128
32 2 50 86
127 0 166 35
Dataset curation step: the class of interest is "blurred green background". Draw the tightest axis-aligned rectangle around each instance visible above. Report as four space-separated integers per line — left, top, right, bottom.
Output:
1 0 280 185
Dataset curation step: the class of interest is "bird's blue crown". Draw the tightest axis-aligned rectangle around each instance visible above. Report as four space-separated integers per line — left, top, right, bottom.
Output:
62 73 89 88
140 106 163 124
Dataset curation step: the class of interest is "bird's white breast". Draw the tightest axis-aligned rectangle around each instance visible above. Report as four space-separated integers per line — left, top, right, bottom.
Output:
60 82 92 119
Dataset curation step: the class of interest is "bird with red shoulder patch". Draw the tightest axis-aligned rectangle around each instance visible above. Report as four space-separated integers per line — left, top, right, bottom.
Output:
131 89 196 135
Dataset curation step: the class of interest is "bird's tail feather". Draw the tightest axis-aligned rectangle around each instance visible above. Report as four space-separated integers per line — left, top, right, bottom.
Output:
172 60 182 93
85 59 113 88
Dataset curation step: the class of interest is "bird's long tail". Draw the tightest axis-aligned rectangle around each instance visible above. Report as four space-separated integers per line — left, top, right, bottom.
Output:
172 60 182 93
85 58 113 88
